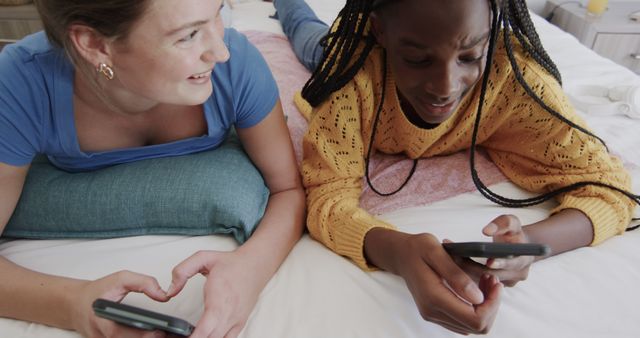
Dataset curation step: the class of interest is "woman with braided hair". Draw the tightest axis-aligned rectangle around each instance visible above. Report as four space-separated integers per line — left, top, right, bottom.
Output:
274 0 639 334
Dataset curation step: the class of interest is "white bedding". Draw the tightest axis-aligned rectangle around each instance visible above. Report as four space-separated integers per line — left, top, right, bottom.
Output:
2 1 639 337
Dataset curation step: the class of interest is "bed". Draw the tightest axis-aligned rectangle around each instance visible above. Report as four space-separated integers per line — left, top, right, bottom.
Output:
2 1 639 337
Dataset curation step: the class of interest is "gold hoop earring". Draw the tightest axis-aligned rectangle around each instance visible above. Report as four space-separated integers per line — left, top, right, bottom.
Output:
97 63 114 80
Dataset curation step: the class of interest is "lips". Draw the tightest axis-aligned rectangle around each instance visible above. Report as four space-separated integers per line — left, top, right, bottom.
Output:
423 99 457 117
188 70 212 79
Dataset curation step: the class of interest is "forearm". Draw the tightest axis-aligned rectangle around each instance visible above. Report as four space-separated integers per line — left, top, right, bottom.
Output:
524 208 593 259
363 227 409 275
234 187 305 284
305 180 398 269
0 256 84 329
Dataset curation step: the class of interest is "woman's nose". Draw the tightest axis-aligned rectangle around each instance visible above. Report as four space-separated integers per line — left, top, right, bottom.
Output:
426 62 461 100
202 27 230 64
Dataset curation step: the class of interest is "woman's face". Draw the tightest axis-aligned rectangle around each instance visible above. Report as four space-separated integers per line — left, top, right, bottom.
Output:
372 0 491 125
108 0 229 109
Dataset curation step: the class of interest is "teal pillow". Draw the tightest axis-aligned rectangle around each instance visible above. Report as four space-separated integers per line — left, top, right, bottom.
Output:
3 133 269 243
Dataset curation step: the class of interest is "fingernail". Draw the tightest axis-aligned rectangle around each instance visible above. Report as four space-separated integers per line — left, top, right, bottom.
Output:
466 283 484 304
484 222 498 234
165 282 174 295
490 259 504 269
493 275 501 285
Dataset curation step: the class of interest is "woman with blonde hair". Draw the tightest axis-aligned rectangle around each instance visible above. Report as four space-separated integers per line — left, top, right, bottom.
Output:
0 1 305 337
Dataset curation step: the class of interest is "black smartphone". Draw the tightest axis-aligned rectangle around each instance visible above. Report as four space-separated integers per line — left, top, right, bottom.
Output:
443 242 550 258
92 298 195 336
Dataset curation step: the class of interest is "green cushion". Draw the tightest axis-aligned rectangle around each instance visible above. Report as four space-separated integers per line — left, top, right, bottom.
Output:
3 133 268 243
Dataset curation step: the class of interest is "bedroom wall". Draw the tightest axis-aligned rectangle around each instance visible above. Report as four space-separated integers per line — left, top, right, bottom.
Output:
528 0 640 16
527 0 547 15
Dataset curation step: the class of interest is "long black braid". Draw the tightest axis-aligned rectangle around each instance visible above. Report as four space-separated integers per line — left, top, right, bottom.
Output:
301 0 378 107
301 0 640 229
471 0 639 230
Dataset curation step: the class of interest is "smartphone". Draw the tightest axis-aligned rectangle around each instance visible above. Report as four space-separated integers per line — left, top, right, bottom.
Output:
443 242 550 258
92 298 195 336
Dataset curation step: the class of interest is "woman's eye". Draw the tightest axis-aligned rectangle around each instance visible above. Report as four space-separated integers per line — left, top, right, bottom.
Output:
460 54 484 63
178 30 199 43
403 57 431 66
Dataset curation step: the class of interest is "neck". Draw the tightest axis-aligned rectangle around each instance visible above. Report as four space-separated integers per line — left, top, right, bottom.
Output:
396 89 439 129
74 72 158 117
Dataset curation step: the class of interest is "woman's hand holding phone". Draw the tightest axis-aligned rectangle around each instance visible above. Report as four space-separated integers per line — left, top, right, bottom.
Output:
72 270 171 338
92 298 194 336
449 214 546 287
364 228 503 335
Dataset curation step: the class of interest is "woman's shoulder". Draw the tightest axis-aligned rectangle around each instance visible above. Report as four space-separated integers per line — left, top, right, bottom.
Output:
1 31 71 88
491 35 563 93
223 28 259 57
0 31 59 108
333 45 385 95
209 28 277 129
349 46 386 106
0 32 72 164
216 28 270 78
304 46 384 116
211 28 271 93
223 28 245 46
1 31 57 63
487 34 572 125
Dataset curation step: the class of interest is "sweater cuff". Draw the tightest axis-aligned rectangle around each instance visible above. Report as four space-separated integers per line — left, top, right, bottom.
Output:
336 211 396 270
552 195 628 245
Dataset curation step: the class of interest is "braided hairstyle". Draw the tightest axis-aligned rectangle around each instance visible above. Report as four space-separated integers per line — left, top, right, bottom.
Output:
301 0 381 107
301 0 640 228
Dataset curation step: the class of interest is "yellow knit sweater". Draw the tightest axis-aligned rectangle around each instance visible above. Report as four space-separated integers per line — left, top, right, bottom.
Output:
296 39 634 270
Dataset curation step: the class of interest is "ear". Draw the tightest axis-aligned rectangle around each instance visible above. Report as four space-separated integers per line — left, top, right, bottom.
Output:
369 12 387 48
68 24 113 68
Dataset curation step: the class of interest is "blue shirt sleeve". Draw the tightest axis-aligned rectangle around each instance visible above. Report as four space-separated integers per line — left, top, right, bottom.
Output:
0 43 44 166
225 29 279 129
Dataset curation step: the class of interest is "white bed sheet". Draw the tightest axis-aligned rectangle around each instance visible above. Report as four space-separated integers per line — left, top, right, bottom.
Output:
2 1 639 337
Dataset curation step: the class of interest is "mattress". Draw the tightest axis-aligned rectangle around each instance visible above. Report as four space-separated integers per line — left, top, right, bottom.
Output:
1 1 639 337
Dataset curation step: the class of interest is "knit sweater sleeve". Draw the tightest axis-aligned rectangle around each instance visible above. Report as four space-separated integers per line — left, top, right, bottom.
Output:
298 71 395 270
482 54 635 245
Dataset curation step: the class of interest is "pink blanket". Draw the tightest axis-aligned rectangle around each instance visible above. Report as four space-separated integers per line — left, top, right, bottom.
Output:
246 31 507 215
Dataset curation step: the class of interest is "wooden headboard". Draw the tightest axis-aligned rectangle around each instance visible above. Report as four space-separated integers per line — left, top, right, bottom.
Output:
0 39 14 51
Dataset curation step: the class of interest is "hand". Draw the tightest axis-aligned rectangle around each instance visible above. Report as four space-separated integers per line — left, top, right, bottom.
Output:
455 214 535 287
71 270 171 338
395 232 503 335
166 250 262 338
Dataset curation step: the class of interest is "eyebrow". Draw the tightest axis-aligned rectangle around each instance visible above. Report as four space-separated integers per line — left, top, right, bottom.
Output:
461 31 490 49
399 31 491 50
164 4 224 37
165 19 210 36
398 37 426 49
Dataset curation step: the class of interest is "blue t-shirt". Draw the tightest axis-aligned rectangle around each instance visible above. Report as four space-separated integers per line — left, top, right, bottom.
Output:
0 29 278 172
